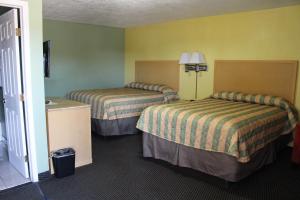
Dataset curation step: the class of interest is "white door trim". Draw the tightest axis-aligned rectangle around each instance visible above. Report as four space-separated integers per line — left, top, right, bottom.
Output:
0 0 39 182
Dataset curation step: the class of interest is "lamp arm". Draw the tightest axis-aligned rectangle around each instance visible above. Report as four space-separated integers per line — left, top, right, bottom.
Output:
195 71 198 100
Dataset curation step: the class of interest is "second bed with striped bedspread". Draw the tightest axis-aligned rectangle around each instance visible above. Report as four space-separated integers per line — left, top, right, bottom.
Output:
137 92 297 163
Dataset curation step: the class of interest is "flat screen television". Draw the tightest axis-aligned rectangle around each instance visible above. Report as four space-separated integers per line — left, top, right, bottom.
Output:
43 40 51 78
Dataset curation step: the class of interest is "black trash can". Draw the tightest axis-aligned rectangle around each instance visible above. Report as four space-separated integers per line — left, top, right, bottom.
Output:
52 148 75 178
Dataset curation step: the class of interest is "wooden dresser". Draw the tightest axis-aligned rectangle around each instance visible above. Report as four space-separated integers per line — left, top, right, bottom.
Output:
46 98 92 173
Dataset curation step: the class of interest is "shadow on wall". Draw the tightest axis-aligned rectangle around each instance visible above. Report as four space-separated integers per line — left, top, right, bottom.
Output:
0 87 5 140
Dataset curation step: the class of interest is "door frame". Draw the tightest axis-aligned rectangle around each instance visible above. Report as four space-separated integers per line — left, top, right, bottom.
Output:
0 0 39 182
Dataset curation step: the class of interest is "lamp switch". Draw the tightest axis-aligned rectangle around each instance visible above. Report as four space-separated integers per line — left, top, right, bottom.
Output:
185 64 208 72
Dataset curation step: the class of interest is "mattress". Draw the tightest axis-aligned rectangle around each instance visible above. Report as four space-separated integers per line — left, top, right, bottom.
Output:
67 88 165 120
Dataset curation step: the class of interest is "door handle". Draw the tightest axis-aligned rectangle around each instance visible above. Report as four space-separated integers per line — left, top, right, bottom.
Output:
2 99 5 104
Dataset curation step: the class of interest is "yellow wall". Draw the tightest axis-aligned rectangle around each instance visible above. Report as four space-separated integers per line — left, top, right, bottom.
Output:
125 5 300 110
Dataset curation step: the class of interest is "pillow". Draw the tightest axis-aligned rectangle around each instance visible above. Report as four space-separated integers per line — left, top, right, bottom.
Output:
161 87 179 103
125 82 179 103
212 91 298 130
212 91 291 107
125 82 146 89
143 84 163 91
142 83 179 102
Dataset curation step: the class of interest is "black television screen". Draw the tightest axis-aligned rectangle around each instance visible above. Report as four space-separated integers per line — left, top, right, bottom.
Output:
43 40 51 78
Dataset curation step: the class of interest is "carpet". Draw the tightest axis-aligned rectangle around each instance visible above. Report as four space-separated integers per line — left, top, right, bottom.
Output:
1 134 300 200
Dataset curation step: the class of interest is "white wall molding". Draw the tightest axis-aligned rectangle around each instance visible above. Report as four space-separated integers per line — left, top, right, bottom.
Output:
0 0 39 182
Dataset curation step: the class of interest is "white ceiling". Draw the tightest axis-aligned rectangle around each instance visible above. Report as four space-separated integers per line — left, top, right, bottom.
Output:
43 0 300 28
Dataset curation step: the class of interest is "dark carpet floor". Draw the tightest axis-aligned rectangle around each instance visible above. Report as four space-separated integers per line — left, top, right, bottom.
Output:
1 134 300 200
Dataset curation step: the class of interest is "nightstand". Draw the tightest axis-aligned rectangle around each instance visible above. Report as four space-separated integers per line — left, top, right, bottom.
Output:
46 97 92 174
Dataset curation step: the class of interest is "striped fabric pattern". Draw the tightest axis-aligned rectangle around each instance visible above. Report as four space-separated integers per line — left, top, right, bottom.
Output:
212 91 298 129
137 95 297 163
66 88 165 120
126 82 179 103
125 82 146 89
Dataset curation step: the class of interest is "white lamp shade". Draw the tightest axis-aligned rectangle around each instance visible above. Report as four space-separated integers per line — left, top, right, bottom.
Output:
189 52 206 64
179 52 191 64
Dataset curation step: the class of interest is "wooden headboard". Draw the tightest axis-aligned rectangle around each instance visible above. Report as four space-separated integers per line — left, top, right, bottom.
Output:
214 60 298 104
135 60 180 91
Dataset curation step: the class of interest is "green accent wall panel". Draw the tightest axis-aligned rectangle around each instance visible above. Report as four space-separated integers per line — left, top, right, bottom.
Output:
44 20 124 97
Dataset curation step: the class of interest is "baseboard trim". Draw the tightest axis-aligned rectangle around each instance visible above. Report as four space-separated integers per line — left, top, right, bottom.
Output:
38 171 51 181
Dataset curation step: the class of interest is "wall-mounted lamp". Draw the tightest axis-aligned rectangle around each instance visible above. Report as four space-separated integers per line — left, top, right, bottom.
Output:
179 52 208 99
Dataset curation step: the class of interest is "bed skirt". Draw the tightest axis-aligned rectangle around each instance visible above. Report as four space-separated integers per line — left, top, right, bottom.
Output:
92 117 141 136
143 132 292 182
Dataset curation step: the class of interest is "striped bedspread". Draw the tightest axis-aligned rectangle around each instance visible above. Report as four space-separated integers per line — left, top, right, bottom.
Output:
67 88 165 120
137 92 297 163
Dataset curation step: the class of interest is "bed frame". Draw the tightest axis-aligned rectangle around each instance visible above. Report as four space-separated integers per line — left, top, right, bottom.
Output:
135 60 298 102
135 60 180 91
214 60 298 104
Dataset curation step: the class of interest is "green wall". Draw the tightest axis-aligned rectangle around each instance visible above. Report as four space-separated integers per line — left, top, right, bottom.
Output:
28 0 49 173
43 20 125 97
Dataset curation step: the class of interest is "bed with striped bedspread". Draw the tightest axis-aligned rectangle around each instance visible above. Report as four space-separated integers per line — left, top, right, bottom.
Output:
137 92 297 163
66 83 179 121
66 88 165 120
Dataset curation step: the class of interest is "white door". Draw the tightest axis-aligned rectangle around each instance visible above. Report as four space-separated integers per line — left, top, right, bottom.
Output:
0 9 29 178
